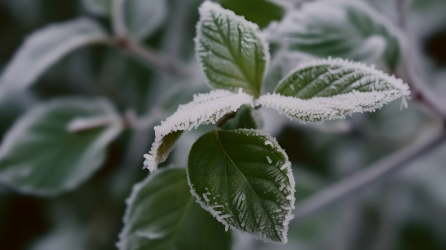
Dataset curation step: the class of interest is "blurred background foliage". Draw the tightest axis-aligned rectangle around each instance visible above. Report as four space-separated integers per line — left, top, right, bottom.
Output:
0 0 446 249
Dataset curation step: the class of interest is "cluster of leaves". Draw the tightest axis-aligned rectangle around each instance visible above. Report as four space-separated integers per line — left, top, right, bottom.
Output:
4 0 439 249
137 1 409 245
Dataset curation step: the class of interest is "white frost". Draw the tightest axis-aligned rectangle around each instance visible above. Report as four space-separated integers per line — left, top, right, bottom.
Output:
266 156 272 164
143 89 253 172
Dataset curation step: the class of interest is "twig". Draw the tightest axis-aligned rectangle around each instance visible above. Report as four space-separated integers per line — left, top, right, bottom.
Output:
112 0 127 39
291 132 446 222
122 41 191 77
110 0 191 77
396 0 446 120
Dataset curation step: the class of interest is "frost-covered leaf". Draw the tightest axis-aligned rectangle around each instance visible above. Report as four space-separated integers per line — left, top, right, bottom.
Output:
258 58 410 123
266 0 403 68
221 105 260 130
187 129 295 244
124 0 167 40
0 19 108 101
262 51 311 94
117 168 232 250
0 98 122 196
195 1 269 98
144 89 253 172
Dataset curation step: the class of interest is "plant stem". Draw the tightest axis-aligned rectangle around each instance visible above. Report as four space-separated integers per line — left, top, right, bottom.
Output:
291 132 446 222
110 0 191 77
112 0 127 39
216 112 236 128
396 0 446 120
123 40 191 77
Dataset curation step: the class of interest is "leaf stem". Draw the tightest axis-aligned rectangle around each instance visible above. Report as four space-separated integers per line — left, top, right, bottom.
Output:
292 132 446 223
216 112 236 128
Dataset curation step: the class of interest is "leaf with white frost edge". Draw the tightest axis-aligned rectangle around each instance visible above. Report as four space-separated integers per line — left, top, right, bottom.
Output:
195 1 269 98
117 168 232 250
143 89 253 172
0 18 108 101
187 129 295 244
0 98 122 196
264 0 403 68
257 58 410 123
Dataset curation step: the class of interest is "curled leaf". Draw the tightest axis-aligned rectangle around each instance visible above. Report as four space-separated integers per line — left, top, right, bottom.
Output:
144 89 253 172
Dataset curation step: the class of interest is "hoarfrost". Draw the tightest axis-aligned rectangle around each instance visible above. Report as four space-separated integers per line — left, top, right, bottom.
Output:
259 58 410 123
143 89 253 172
266 156 272 164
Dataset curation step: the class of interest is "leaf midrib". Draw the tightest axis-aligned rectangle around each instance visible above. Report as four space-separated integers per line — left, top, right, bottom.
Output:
210 13 259 97
214 130 282 240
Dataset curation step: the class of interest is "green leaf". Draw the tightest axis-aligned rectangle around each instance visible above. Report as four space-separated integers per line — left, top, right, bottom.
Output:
187 129 295 243
0 18 108 101
83 0 166 40
124 0 167 40
0 98 123 196
221 105 259 130
258 58 410 123
117 168 232 250
195 1 269 98
267 0 402 68
144 89 253 172
220 0 285 28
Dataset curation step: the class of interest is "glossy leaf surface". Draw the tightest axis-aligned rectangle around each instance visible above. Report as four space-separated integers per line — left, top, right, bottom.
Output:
188 129 295 243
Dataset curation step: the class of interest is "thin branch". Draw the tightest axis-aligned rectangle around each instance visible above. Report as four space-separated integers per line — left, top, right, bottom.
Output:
122 40 191 77
110 0 190 77
291 132 446 222
396 0 446 120
112 0 127 39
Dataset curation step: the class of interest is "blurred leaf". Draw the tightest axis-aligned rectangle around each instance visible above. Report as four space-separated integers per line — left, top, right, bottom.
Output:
124 0 167 40
0 18 108 101
266 0 402 68
0 98 123 196
221 105 259 130
29 223 88 250
83 0 167 40
220 0 285 28
117 168 232 250
0 92 36 142
258 58 410 123
195 1 269 98
187 129 295 243
82 0 111 16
